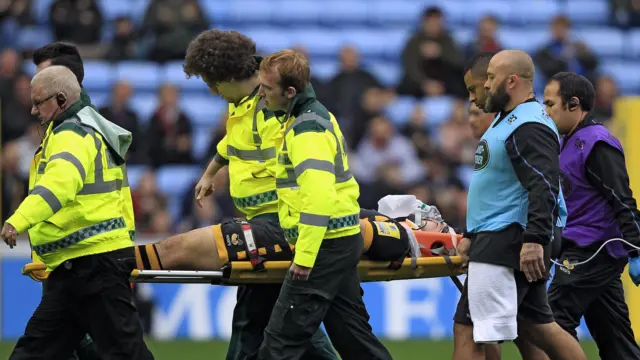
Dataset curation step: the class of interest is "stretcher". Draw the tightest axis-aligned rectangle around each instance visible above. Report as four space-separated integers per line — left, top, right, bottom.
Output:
22 256 463 285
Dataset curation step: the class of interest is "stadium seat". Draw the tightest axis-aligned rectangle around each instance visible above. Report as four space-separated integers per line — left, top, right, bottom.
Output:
599 60 640 94
275 0 322 24
311 61 339 81
155 165 201 197
462 1 513 25
422 96 455 128
115 61 161 91
22 62 37 76
31 0 55 24
498 27 550 54
125 165 149 190
87 91 110 108
97 0 132 21
226 0 274 24
243 27 297 55
198 0 231 24
452 27 474 47
321 0 369 25
369 0 424 26
180 95 227 128
627 29 640 58
379 27 413 60
192 126 213 161
565 0 609 24
16 26 54 51
129 93 159 124
343 29 390 58
574 27 625 58
510 0 560 24
162 62 209 92
384 96 416 126
292 29 344 58
83 61 115 92
367 61 402 87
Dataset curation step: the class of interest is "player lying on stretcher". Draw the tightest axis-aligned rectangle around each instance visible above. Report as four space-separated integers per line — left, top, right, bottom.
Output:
26 196 460 280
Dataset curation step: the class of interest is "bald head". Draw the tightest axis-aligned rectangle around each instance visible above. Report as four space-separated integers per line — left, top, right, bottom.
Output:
484 50 535 112
31 65 81 104
489 50 535 82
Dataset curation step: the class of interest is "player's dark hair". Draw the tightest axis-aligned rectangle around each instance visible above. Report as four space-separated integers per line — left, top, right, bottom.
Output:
184 30 259 84
32 42 84 84
464 51 495 78
423 6 442 18
549 72 595 112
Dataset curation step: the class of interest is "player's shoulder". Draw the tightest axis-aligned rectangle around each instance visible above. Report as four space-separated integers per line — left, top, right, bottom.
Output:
52 117 89 137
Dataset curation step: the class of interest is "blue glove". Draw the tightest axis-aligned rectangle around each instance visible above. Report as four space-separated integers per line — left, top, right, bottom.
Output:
629 255 640 286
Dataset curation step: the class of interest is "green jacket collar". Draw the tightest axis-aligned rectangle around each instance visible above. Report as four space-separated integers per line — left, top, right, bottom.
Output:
278 84 317 124
51 99 85 129
80 88 97 110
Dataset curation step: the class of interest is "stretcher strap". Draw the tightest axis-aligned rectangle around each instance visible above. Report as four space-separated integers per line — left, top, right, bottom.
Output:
240 221 266 272
401 223 421 270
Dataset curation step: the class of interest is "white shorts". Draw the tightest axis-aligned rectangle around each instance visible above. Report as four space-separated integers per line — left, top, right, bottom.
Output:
467 261 518 343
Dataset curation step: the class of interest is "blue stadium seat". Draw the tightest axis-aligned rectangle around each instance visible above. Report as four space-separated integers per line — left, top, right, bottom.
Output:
243 28 297 55
367 61 401 87
192 126 213 161
87 91 110 108
129 93 158 124
22 62 36 77
452 27 474 47
82 61 115 92
292 29 344 58
311 61 339 81
198 0 230 24
462 1 513 25
115 61 161 91
574 27 625 58
16 26 54 51
343 29 389 57
156 165 201 198
162 62 209 92
499 28 549 53
369 0 423 26
275 0 322 24
384 96 416 126
125 165 149 190
97 0 132 21
379 27 412 60
321 0 369 25
565 0 609 24
422 96 455 128
599 60 640 94
31 0 55 24
510 0 560 24
627 30 640 58
226 0 274 24
180 95 227 128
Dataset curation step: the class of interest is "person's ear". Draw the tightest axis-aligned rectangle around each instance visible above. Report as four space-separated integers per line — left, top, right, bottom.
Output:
283 86 297 100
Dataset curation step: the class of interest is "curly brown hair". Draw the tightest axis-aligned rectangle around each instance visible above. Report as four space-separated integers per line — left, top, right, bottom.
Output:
183 30 258 84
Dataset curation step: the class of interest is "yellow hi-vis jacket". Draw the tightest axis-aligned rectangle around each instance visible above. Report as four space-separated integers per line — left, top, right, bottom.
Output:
7 100 134 271
213 86 283 219
275 86 361 268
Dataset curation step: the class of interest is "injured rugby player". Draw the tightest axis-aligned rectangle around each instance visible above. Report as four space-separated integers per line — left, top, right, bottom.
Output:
131 196 460 273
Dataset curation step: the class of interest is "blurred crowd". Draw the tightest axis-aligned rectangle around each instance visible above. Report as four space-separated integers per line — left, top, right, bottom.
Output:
0 0 628 238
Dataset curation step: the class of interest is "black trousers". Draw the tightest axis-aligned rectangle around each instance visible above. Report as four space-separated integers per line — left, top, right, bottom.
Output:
10 248 154 360
549 242 640 360
257 233 392 360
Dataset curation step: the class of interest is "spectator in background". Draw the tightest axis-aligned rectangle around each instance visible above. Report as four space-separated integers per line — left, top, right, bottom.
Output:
397 6 465 99
177 195 222 233
534 15 599 83
131 170 172 234
438 101 474 165
98 80 144 163
0 48 20 97
400 104 435 158
351 115 425 208
106 17 138 61
49 0 103 45
142 0 208 63
611 0 640 28
464 15 502 60
327 46 381 146
0 0 33 25
147 83 194 167
2 73 39 143
592 75 618 122
347 87 395 149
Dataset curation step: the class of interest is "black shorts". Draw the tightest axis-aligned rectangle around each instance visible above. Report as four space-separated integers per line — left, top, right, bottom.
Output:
453 270 554 327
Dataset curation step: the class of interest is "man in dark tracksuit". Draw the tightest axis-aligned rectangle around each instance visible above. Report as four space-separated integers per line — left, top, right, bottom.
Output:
30 42 101 360
541 72 640 359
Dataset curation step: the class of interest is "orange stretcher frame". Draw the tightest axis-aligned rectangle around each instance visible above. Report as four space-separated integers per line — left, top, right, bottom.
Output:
21 256 464 285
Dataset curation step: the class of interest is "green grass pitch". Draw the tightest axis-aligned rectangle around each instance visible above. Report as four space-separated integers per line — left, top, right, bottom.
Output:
0 339 602 359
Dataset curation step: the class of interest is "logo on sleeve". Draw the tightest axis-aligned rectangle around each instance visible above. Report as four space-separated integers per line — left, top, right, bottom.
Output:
474 139 490 171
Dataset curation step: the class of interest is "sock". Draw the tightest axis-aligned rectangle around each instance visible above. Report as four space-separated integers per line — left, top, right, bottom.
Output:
134 244 163 270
